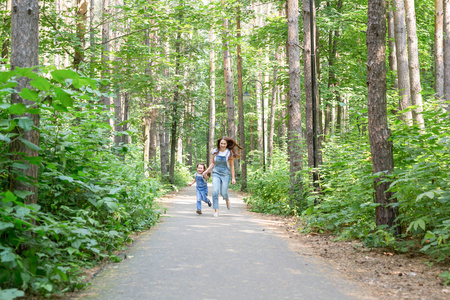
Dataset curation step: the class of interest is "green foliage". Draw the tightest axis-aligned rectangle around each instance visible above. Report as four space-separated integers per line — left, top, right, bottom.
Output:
0 69 163 296
244 149 292 215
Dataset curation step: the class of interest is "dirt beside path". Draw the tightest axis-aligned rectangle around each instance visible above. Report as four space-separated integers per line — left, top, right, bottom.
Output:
241 205 450 300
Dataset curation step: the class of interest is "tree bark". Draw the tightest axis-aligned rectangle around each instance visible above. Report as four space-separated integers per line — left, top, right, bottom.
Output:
387 1 398 89
169 31 181 184
405 0 425 128
74 0 88 69
287 0 303 207
303 0 321 168
436 0 444 99
236 5 247 191
268 51 278 168
101 0 110 108
393 0 413 123
367 0 399 235
443 0 450 111
208 9 216 167
10 0 40 204
222 0 235 140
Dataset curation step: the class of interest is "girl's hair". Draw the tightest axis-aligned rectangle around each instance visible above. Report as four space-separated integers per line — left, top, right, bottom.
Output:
215 137 243 159
197 163 210 179
197 163 207 171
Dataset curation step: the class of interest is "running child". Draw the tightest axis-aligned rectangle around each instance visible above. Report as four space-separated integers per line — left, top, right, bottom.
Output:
188 163 212 215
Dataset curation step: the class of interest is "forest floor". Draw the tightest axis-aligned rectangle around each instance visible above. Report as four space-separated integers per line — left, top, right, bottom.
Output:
240 195 450 300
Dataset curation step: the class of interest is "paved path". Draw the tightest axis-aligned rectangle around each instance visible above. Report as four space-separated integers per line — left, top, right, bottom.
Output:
75 185 370 300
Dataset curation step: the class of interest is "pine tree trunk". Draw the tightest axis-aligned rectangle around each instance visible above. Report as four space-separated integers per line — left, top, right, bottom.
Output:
268 51 277 168
236 6 247 191
169 31 181 184
89 0 96 76
387 1 398 89
222 0 235 139
405 0 425 128
101 0 110 108
287 0 303 207
74 0 88 69
10 0 40 204
393 0 413 123
443 0 450 111
436 0 444 99
122 92 130 145
367 0 399 235
208 15 216 167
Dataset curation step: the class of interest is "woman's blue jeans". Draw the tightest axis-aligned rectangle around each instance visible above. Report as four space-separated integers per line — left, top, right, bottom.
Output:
212 173 230 209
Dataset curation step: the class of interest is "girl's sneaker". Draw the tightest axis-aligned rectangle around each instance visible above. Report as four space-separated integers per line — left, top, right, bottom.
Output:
207 200 212 207
226 200 231 210
196 209 202 215
213 212 219 217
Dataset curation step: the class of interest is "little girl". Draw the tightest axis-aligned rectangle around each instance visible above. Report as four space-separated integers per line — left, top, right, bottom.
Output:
188 163 212 215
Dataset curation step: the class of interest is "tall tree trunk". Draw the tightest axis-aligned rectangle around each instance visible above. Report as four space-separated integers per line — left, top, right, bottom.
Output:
367 0 399 235
10 0 40 204
208 14 216 167
74 0 88 69
393 0 413 123
287 0 303 207
222 0 235 139
443 0 450 111
101 0 110 108
236 5 247 191
303 0 320 168
405 0 425 128
387 1 398 89
89 0 96 76
268 51 278 168
169 31 181 184
122 92 130 145
436 0 444 99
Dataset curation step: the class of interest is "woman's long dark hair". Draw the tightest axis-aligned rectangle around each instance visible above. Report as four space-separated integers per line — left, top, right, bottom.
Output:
215 137 243 159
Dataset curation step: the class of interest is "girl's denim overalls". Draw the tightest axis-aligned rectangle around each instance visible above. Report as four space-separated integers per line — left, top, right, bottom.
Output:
195 173 210 210
212 149 231 209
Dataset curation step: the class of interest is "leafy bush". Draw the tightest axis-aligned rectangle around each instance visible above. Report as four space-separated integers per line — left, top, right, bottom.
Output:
0 68 164 296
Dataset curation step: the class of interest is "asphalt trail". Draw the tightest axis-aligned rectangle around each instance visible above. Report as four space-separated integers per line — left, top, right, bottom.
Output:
74 185 370 300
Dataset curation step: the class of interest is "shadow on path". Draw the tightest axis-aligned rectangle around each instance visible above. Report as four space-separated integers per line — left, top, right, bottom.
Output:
73 185 372 300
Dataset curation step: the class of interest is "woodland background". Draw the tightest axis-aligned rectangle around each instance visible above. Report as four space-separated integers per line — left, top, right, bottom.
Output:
0 0 449 297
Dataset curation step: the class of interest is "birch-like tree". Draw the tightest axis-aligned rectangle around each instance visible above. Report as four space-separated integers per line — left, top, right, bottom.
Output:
287 0 303 205
405 0 424 128
435 0 444 99
393 0 413 123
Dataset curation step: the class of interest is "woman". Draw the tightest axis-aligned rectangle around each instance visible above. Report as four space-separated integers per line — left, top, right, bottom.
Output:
203 137 243 217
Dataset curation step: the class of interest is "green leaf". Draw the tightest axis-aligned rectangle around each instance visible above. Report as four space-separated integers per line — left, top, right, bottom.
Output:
65 247 78 255
0 103 11 110
55 87 73 107
51 69 80 83
0 133 11 143
0 221 14 231
3 191 17 203
19 88 38 101
0 288 25 300
30 77 51 91
13 190 34 199
57 175 74 182
17 117 33 130
0 248 16 262
73 77 97 89
18 137 41 151
8 103 27 115
0 70 16 84
417 219 426 231
12 162 29 169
